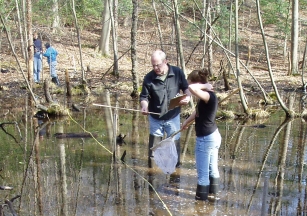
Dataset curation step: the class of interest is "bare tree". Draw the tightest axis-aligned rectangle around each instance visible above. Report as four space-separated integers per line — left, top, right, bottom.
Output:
52 0 60 33
15 0 26 59
200 0 208 69
22 0 28 61
131 0 139 98
207 1 213 76
99 0 111 56
152 0 164 50
228 1 233 76
256 0 296 117
26 0 33 87
301 36 307 89
109 0 119 76
71 0 86 83
171 0 186 75
290 0 299 75
234 0 249 115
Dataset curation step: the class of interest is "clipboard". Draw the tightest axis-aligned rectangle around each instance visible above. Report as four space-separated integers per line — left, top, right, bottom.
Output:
168 94 187 110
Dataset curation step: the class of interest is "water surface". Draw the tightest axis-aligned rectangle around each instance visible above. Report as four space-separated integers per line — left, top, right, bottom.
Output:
0 97 306 216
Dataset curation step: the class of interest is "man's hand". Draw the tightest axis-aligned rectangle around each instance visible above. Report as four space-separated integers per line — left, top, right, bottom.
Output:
140 100 149 115
141 106 149 115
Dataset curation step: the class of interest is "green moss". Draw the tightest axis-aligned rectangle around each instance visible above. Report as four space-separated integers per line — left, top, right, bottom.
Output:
216 110 235 119
47 103 70 116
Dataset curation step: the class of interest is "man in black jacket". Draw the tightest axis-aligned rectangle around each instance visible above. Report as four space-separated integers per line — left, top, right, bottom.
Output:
140 50 191 168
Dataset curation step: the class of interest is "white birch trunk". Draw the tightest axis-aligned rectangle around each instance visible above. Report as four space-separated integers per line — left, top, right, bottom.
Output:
99 0 111 56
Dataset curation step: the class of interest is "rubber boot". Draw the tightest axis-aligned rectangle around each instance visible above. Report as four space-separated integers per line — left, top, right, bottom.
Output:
51 77 60 86
195 184 209 201
174 139 181 167
51 77 57 85
148 135 162 168
209 177 220 194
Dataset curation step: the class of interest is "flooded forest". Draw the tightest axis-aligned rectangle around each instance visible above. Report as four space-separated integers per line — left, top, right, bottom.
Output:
1 0 307 215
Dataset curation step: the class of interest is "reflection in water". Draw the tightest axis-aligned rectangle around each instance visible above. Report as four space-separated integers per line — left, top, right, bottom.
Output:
2 97 307 215
34 117 43 215
59 144 68 216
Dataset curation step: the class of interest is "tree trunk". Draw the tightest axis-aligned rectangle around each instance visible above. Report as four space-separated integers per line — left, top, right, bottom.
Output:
15 0 26 59
235 0 249 115
201 0 207 69
301 37 307 89
172 0 186 75
65 69 72 97
207 2 213 76
283 2 291 63
152 0 164 50
52 0 60 33
22 0 28 62
131 0 139 98
228 1 233 76
256 0 293 117
109 0 119 77
99 0 111 56
71 0 86 83
44 79 53 103
291 0 299 75
26 0 33 88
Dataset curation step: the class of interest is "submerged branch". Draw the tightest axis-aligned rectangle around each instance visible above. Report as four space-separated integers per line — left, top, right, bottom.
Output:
0 122 22 143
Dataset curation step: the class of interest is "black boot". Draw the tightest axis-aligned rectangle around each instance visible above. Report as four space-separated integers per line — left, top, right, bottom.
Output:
209 177 219 194
174 139 181 167
51 77 57 84
195 184 209 201
51 77 60 86
148 135 162 168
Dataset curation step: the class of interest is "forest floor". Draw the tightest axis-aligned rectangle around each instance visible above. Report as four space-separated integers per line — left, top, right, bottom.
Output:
0 10 305 111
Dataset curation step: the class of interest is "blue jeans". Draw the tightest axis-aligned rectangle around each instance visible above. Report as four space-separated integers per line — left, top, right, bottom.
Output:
49 61 57 78
195 129 221 186
33 52 42 82
148 114 180 140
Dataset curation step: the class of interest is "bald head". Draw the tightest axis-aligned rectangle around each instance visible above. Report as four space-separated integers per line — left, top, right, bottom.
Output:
151 50 166 61
151 50 168 76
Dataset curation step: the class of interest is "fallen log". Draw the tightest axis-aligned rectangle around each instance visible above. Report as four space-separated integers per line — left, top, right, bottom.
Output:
54 132 98 139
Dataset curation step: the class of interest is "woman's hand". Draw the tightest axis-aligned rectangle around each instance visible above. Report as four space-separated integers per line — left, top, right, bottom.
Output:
179 95 191 105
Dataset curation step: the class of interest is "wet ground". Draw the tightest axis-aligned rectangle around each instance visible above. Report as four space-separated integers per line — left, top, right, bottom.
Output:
0 95 306 216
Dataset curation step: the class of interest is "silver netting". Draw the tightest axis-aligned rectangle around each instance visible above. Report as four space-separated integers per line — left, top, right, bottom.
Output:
152 137 178 174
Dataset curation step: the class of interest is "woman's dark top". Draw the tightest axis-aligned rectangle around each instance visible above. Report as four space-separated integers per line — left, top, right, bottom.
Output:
195 91 218 136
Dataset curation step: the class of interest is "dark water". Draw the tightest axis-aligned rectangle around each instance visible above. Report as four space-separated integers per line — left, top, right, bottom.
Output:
0 96 306 216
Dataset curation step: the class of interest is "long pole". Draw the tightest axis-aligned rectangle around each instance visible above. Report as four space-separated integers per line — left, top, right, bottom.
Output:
92 103 160 115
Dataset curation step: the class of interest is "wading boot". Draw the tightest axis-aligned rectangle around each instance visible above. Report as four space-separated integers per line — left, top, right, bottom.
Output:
51 76 60 86
209 177 220 194
148 135 162 168
51 77 57 85
174 139 181 167
195 184 209 201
